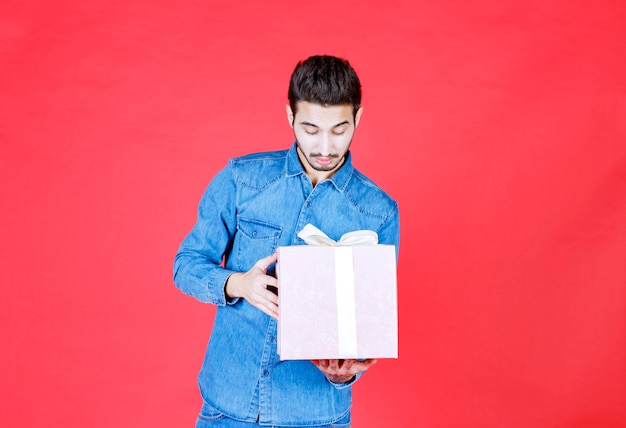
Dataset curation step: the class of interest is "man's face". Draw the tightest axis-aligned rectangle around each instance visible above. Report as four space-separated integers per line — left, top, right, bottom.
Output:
287 101 363 185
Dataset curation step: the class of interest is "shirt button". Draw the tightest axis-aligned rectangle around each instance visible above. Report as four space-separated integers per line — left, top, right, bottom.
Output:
252 231 257 237
263 370 269 376
269 336 276 342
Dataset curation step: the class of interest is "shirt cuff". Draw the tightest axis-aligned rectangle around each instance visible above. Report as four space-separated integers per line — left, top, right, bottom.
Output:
210 268 239 305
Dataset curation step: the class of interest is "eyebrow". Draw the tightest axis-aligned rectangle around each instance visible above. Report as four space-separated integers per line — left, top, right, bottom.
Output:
299 120 351 129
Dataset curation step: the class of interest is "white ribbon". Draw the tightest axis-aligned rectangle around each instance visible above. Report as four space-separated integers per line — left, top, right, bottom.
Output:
297 224 378 358
297 223 378 246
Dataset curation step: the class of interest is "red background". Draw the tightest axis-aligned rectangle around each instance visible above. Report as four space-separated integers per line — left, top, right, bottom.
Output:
1 1 625 427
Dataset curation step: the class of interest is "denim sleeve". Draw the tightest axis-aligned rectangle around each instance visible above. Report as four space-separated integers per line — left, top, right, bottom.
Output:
173 165 238 306
377 201 400 257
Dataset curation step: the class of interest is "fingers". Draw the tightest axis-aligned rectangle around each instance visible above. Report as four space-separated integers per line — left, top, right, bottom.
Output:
245 292 278 319
243 253 280 318
311 358 378 378
244 275 279 319
326 359 341 370
227 253 280 319
311 358 369 384
255 252 278 273
256 298 279 319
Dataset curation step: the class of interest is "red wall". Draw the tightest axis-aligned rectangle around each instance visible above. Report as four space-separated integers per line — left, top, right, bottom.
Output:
1 1 625 427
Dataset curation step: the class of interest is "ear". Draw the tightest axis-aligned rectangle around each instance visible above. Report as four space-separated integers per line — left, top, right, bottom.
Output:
354 106 364 128
286 104 294 128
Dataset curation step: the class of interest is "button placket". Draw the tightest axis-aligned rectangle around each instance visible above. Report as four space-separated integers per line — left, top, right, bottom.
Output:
293 183 323 244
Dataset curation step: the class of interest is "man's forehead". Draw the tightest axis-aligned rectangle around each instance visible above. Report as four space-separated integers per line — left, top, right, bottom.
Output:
294 101 355 123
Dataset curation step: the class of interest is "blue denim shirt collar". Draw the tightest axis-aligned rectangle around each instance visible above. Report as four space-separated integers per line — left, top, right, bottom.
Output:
286 142 354 193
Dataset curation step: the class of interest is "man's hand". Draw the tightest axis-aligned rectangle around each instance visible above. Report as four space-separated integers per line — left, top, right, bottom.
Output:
225 253 279 319
311 359 377 384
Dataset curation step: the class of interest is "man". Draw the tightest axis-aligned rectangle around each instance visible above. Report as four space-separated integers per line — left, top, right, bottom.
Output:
174 55 400 427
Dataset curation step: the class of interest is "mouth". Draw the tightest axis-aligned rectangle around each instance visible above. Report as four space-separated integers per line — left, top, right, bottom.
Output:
315 157 334 166
312 153 339 165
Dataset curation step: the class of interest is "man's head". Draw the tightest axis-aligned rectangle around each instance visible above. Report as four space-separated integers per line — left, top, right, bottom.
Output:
287 55 362 120
286 55 364 186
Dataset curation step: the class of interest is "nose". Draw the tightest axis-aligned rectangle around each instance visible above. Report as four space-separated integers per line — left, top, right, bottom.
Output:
319 132 331 156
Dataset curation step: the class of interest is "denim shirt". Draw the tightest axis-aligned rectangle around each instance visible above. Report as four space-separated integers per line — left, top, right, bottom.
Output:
173 143 400 426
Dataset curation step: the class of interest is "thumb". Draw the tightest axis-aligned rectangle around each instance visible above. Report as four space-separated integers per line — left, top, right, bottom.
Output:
255 252 278 272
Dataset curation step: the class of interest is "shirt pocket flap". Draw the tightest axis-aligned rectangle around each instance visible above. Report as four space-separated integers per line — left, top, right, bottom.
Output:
237 218 282 240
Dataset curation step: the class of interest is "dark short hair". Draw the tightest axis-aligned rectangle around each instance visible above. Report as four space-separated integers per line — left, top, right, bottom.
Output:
288 55 362 119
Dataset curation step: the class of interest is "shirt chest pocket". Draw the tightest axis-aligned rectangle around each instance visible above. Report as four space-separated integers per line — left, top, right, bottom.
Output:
233 218 282 271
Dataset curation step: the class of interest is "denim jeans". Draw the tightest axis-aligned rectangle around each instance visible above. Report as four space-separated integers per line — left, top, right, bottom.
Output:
196 400 352 428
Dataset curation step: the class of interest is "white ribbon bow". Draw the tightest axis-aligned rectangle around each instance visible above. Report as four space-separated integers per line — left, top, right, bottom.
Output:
297 223 378 246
